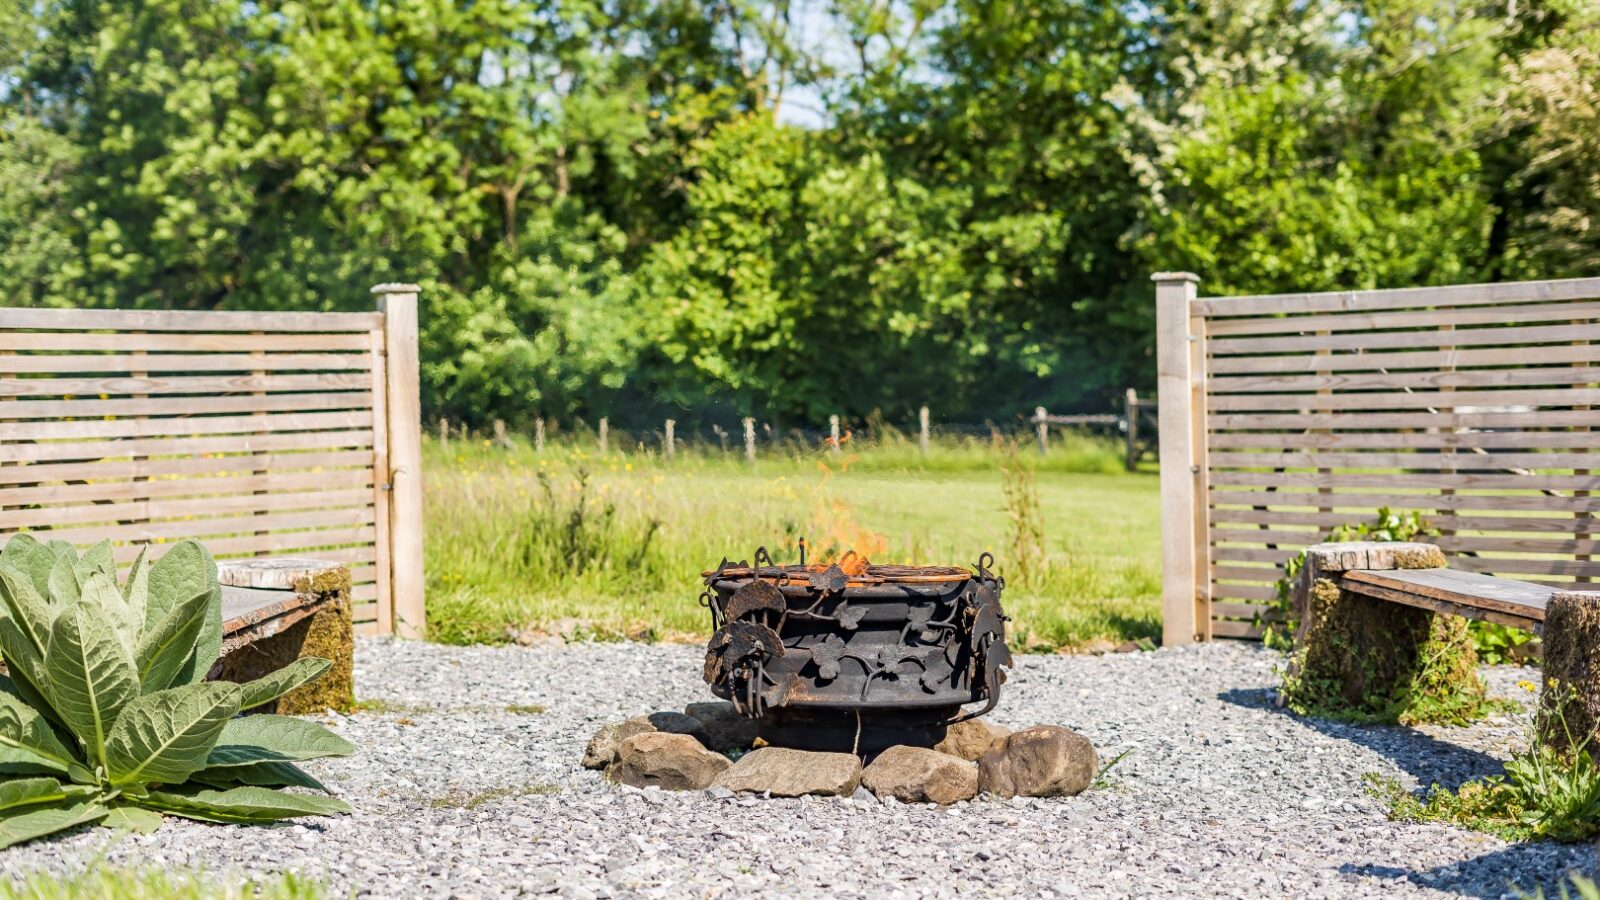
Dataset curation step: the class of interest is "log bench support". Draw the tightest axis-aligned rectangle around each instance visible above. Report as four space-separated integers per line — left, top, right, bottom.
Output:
1288 540 1600 745
212 558 356 715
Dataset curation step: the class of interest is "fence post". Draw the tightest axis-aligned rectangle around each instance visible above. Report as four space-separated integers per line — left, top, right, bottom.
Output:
743 417 756 464
1153 272 1207 646
665 419 676 458
373 283 426 640
534 417 545 453
919 406 930 455
829 415 840 454
493 419 509 448
438 418 449 447
1034 407 1048 455
599 417 608 455
1123 388 1139 472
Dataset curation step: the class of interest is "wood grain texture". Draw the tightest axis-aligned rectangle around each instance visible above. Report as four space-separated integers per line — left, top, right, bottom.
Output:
0 392 372 421
0 371 370 398
1195 276 1600 317
1207 300 1600 337
0 308 381 332
377 287 425 640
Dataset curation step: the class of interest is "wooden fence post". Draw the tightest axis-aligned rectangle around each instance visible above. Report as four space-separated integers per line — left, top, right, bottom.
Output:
599 417 608 455
493 419 510 448
919 406 930 455
1034 407 1048 455
373 283 426 640
743 417 756 464
1153 272 1207 646
1123 388 1139 472
438 418 449 447
829 415 840 454
665 419 676 458
535 417 545 453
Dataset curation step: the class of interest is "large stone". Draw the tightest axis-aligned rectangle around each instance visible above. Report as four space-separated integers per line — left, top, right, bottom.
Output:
1540 591 1600 754
978 725 1097 798
862 745 978 805
933 719 1010 762
684 701 759 753
581 711 709 770
608 732 729 790
712 747 861 797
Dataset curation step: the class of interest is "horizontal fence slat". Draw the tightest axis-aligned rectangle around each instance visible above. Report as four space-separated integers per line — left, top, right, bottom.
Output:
1208 451 1600 471
1209 410 1600 431
1206 300 1600 337
0 489 374 530
1452 555 1600 578
0 450 372 486
1212 508 1596 535
0 468 373 507
181 527 378 560
0 353 370 374
1208 430 1596 451
5 410 373 442
1214 564 1282 581
0 372 371 399
1211 470 1600 490
1208 343 1600 375
1210 489 1600 514
0 429 373 464
1195 276 1600 317
351 582 378 603
0 332 372 353
1432 534 1600 555
1210 619 1263 638
1212 590 1276 607
1210 323 1600 356
0 392 373 421
1208 388 1600 413
1214 546 1299 564
1210 366 1600 394
0 308 382 333
18 507 376 547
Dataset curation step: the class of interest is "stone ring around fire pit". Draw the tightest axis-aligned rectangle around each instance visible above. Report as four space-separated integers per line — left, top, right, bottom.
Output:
698 548 1013 755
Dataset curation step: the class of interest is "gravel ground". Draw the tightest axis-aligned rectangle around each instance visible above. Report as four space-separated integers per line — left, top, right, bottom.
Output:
3 638 1595 898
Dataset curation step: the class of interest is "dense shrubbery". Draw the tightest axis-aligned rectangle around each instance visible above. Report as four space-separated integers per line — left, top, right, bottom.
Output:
2 2 1595 427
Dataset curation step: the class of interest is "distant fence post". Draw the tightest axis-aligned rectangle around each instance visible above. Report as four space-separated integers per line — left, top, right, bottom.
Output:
437 418 449 447
535 417 545 453
743 417 756 463
373 283 426 640
598 417 608 455
1153 272 1206 646
1034 407 1048 454
829 415 840 454
1123 388 1139 471
919 406 930 455
665 419 676 458
493 419 509 448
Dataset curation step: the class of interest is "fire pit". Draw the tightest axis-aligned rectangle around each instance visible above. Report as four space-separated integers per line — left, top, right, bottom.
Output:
699 546 1011 754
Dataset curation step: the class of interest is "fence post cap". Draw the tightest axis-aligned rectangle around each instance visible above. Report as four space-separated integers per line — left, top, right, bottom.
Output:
370 282 422 294
1150 271 1200 284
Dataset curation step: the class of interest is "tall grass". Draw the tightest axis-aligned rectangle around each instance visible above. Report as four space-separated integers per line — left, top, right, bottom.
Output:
424 432 1161 649
0 869 324 900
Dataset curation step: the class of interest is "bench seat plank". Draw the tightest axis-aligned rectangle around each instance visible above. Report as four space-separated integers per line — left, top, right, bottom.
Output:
1340 568 1550 633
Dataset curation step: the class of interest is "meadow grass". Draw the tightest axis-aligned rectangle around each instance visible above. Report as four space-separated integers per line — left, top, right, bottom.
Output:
0 868 325 899
423 432 1161 651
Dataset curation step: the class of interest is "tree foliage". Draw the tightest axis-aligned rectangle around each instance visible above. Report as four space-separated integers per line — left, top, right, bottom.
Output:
0 0 1590 426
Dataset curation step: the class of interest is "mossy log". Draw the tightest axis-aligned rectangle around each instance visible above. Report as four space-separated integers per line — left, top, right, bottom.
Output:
1282 542 1487 724
215 560 356 715
1539 591 1600 754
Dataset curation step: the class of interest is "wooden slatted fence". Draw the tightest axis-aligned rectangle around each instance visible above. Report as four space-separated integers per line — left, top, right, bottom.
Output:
1155 273 1600 644
0 285 425 638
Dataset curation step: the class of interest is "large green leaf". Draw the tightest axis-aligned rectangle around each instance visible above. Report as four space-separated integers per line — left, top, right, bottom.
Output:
134 587 213 694
145 540 213 630
0 689 91 783
0 777 94 812
190 760 329 793
80 571 140 657
0 629 60 731
142 786 349 823
206 715 354 767
236 657 331 710
0 568 52 654
104 682 240 787
75 541 116 584
122 545 151 620
0 799 107 849
1 534 56 600
45 600 139 771
103 804 163 834
0 533 41 569
46 552 81 606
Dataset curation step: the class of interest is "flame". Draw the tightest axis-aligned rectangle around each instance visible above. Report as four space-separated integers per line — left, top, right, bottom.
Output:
812 496 888 576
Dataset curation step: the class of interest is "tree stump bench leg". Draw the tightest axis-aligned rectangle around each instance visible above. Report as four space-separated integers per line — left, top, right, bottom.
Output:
215 560 356 715
1540 591 1600 754
1282 541 1485 724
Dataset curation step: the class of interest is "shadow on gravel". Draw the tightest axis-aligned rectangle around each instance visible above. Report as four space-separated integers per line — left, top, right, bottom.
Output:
1341 843 1596 898
1217 687 1504 792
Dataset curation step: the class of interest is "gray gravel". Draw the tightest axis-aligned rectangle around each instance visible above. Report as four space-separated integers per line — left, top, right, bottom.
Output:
3 638 1595 898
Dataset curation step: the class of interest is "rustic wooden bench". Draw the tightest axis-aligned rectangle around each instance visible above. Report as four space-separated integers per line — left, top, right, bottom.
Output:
1288 541 1599 749
212 557 355 714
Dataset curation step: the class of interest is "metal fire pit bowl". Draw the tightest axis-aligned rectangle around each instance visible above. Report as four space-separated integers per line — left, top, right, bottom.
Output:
699 549 1011 754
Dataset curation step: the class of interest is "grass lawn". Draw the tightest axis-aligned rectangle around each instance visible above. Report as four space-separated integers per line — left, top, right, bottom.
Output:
423 433 1162 651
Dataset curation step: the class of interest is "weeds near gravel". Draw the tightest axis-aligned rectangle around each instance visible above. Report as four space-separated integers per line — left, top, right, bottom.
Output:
1092 748 1134 789
429 782 559 810
1516 874 1600 899
0 868 326 899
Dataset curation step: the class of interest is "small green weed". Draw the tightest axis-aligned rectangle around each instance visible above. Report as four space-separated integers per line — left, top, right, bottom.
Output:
1517 874 1600 900
429 781 559 810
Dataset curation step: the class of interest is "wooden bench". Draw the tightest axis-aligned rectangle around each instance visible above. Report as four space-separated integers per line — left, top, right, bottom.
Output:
212 558 356 714
1288 541 1600 750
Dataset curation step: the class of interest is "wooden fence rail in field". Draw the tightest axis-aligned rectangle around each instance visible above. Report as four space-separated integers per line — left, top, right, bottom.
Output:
0 284 425 638
1155 273 1600 645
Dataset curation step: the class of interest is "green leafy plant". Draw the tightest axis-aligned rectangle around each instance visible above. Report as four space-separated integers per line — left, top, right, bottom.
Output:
0 534 353 848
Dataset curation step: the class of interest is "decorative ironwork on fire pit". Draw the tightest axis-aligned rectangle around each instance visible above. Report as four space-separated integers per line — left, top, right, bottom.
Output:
699 545 1011 753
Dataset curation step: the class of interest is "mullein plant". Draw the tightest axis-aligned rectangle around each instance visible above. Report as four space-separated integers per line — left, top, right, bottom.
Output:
0 534 352 847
